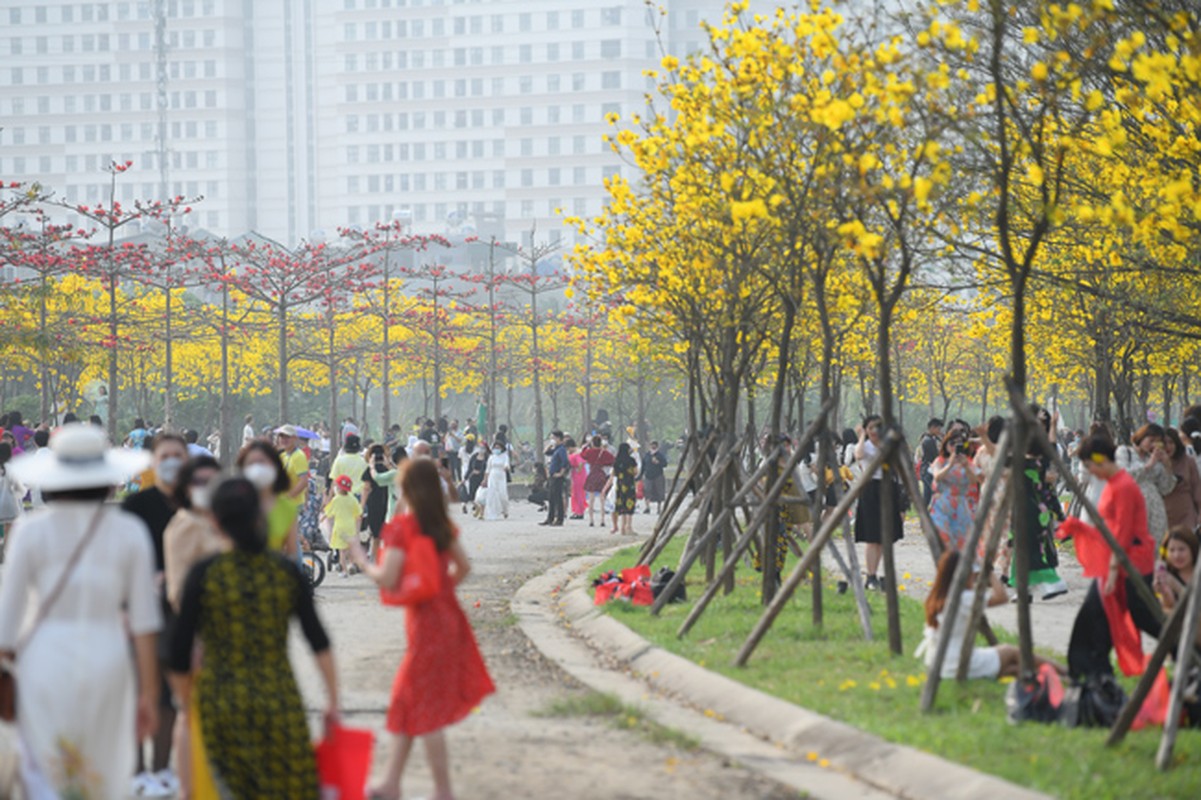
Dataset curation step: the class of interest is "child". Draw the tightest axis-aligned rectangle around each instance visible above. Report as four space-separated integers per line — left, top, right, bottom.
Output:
348 458 494 800
323 474 361 577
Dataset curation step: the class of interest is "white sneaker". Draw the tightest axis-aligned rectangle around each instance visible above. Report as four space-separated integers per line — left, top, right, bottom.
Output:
132 772 172 797
1041 579 1068 600
154 769 180 795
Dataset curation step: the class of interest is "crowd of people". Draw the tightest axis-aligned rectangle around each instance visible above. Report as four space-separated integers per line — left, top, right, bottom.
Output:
0 412 497 800
4 395 1200 797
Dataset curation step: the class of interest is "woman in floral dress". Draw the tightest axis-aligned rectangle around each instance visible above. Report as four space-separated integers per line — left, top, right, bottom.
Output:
612 443 639 535
929 431 984 552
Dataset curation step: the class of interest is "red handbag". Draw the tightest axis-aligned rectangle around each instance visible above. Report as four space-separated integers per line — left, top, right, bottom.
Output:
315 725 375 800
379 516 444 607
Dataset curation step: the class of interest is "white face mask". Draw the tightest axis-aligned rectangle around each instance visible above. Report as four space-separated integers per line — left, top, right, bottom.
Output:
190 485 212 510
243 462 278 490
156 457 184 486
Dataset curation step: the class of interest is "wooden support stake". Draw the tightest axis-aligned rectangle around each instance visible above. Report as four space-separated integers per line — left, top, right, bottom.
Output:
643 442 736 567
734 433 902 666
647 446 781 615
956 482 1015 681
638 431 717 564
652 398 835 617
1106 586 1190 747
893 444 946 565
920 430 1011 712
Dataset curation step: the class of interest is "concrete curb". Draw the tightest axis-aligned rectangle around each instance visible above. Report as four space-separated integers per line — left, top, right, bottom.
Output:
515 548 1051 800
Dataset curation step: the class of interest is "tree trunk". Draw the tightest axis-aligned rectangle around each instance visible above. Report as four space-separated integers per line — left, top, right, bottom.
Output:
278 303 289 423
39 272 49 423
762 304 795 605
876 305 902 656
531 289 544 449
328 313 338 450
382 255 392 435
164 283 173 428
219 279 231 466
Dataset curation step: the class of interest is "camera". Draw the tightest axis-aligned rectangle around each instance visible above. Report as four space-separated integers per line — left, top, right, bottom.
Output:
954 440 972 457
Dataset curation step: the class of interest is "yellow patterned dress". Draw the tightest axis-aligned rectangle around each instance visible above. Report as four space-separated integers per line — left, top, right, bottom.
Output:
172 550 329 799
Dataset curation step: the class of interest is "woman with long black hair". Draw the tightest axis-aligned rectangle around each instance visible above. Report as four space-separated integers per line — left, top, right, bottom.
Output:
170 478 339 798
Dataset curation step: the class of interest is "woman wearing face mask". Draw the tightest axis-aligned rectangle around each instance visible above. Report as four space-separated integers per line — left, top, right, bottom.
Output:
121 431 190 794
236 441 298 555
481 439 510 521
161 455 227 800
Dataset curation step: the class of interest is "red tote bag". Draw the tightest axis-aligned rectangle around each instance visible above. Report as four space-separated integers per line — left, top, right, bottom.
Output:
315 725 375 800
378 516 444 607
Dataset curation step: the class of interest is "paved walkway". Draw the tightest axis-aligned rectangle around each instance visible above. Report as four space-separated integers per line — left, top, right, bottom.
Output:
289 501 799 799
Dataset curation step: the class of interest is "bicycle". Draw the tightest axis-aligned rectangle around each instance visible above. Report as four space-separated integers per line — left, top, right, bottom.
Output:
301 548 326 588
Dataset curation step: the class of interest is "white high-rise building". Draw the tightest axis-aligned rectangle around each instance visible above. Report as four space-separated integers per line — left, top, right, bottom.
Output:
0 0 741 246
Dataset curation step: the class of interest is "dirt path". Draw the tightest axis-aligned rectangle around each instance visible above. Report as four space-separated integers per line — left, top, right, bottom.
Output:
291 501 797 800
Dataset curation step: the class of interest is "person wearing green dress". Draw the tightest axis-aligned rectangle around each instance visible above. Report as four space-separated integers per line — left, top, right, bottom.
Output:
170 478 339 799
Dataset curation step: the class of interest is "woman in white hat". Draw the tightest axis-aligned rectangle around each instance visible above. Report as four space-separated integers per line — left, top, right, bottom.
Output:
0 424 161 799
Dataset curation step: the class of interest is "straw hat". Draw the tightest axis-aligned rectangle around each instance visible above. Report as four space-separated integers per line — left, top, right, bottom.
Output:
8 424 150 491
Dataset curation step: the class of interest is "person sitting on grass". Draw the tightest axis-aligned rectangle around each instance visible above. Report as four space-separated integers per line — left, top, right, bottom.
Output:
918 549 1066 680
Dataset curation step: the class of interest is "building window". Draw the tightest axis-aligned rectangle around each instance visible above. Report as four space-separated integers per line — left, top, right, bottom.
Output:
521 169 534 187
601 72 621 89
601 40 621 59
602 7 622 26
572 10 586 28
518 13 532 32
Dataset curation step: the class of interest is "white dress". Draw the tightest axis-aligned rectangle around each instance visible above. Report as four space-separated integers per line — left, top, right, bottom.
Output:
483 452 510 520
915 589 1001 680
0 502 161 800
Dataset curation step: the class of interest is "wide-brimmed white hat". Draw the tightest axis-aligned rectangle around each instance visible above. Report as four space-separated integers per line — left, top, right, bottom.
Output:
8 424 150 491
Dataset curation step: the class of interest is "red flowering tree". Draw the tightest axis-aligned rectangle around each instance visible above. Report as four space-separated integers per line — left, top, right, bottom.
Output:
55 161 195 441
340 221 451 432
0 209 78 422
494 236 567 450
229 233 342 423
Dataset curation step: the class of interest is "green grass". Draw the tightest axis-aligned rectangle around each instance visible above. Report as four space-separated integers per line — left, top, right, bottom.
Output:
593 538 1200 800
535 690 701 751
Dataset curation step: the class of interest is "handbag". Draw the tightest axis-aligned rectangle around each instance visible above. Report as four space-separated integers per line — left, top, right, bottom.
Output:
0 505 106 722
378 516 444 607
1005 662 1065 725
1060 673 1128 728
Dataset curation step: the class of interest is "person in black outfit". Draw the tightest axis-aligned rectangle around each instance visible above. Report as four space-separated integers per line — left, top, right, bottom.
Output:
362 444 391 556
541 431 569 526
121 431 189 786
917 418 943 507
639 441 669 514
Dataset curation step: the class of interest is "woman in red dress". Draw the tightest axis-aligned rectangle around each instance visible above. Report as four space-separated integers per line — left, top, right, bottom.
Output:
349 458 494 800
581 435 615 527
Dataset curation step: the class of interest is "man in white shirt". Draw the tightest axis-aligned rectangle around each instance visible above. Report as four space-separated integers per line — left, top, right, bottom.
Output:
242 414 255 446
